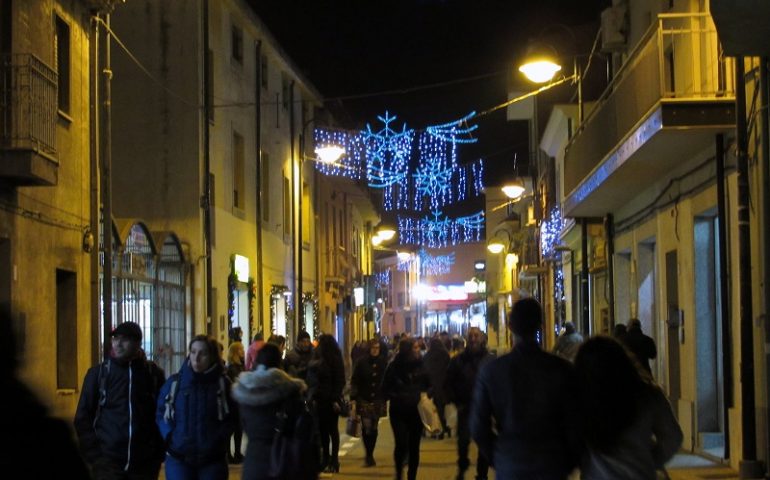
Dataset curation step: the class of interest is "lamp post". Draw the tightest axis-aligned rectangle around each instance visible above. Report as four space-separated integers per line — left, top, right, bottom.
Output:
297 119 344 333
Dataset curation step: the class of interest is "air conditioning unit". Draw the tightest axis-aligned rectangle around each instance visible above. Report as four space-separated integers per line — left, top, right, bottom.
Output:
600 5 627 53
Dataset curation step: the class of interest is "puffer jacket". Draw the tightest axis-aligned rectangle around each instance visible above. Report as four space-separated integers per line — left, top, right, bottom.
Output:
74 357 166 471
231 365 308 480
383 355 430 416
156 360 235 467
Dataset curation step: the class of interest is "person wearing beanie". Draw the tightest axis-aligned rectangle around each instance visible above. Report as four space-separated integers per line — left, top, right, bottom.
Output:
74 321 167 479
470 298 581 479
284 330 313 380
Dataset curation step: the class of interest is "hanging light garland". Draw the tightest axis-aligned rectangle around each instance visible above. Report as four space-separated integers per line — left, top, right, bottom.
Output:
398 210 485 248
540 205 564 259
314 111 485 224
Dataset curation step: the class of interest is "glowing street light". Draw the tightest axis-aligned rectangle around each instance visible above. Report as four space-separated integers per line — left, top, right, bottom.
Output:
519 59 562 84
314 145 346 163
487 241 505 254
501 179 526 199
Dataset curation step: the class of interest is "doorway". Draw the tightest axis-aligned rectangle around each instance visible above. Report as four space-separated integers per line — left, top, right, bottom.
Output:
694 215 724 457
665 249 681 411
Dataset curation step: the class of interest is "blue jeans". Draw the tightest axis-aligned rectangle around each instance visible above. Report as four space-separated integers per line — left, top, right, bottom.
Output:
164 455 228 480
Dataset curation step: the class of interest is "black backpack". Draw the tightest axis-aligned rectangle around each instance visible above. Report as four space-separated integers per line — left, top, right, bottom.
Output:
269 396 320 479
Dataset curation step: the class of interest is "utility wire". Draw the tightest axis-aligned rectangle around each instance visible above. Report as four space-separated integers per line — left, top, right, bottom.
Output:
93 16 199 108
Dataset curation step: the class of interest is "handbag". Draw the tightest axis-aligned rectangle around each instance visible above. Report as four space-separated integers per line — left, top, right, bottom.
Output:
345 415 362 437
417 392 442 435
269 398 320 480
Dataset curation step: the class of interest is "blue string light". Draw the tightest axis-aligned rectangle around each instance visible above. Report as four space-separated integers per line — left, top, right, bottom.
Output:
540 205 564 259
398 210 485 248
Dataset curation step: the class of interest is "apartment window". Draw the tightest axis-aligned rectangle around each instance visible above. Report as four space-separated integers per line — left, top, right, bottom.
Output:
260 151 270 222
231 25 243 65
56 269 77 389
260 54 268 89
281 73 290 110
232 131 244 210
283 175 291 237
54 15 70 113
338 208 344 249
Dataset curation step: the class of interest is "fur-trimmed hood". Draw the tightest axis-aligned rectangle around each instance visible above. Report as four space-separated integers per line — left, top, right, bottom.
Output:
231 365 307 406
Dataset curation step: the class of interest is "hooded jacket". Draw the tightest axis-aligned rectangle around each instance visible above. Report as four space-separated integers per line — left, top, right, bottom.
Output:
232 365 308 480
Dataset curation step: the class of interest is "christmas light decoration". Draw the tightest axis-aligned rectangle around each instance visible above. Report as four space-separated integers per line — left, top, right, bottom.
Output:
540 205 564 259
313 111 484 216
398 210 485 248
375 269 391 288
418 248 455 276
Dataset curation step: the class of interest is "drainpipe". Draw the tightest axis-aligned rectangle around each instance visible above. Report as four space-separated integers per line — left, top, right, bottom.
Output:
605 214 615 327
735 57 763 479
89 14 101 364
202 0 213 336
101 13 113 359
716 133 732 461
289 80 297 339
760 57 770 472
255 41 264 336
580 218 590 335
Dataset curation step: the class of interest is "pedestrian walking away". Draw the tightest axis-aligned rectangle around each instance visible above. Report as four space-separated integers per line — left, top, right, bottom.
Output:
471 298 581 479
423 337 451 440
232 342 319 480
623 318 657 374
446 326 492 480
156 335 236 480
575 336 682 479
74 321 167 480
350 338 388 467
306 334 346 474
552 321 583 363
383 338 431 480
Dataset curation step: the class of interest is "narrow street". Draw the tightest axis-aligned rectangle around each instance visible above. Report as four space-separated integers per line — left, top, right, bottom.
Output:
164 405 740 480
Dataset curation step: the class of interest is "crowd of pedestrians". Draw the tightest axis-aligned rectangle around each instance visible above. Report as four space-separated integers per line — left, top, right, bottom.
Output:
60 295 680 480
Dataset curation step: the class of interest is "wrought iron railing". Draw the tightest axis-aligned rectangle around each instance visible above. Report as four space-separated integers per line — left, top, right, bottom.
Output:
0 53 57 157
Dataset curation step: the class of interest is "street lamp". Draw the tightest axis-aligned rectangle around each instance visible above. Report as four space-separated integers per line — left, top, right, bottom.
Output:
517 36 583 123
501 178 526 199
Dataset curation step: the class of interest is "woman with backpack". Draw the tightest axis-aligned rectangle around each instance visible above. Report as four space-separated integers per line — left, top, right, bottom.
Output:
232 342 318 480
156 335 237 480
306 334 346 473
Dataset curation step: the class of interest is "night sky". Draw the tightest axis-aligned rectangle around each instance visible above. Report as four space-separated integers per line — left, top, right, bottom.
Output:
249 0 610 198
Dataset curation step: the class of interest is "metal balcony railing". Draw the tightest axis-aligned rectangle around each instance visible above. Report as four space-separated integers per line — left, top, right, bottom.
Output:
564 13 734 195
0 53 58 157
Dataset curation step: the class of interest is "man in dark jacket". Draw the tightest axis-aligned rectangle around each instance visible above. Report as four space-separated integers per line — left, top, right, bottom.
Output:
284 330 313 379
74 321 166 480
446 327 492 480
471 298 580 479
623 318 657 374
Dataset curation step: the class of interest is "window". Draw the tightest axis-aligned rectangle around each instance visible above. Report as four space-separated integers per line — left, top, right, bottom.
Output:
231 25 243 65
260 54 268 89
56 269 77 389
281 73 290 110
54 15 70 113
209 173 216 246
283 175 291 237
260 151 270 222
233 131 244 210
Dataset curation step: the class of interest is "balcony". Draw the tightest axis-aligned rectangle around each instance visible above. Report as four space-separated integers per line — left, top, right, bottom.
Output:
563 13 735 217
0 54 58 186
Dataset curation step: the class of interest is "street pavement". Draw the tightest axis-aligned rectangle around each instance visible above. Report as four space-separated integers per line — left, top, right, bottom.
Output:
162 406 740 480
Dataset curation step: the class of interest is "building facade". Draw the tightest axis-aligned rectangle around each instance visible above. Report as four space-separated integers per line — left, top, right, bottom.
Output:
544 0 770 472
110 0 325 353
